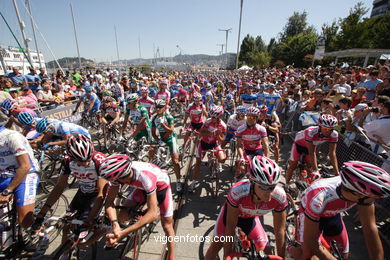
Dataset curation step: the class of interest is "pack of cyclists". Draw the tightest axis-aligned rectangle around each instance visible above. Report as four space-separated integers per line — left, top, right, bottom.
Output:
0 71 389 260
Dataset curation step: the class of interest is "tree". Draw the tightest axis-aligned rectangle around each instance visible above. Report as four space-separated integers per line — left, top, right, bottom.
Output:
278 32 317 67
367 12 390 49
239 34 257 65
255 36 267 53
267 38 277 54
252 52 271 67
280 11 315 41
321 21 339 52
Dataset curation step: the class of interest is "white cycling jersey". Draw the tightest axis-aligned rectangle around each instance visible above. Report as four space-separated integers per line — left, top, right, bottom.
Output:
227 114 246 131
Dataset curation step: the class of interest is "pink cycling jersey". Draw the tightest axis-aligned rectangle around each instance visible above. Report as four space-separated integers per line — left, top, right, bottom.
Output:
126 161 170 195
177 89 188 101
201 118 227 144
139 97 154 113
186 103 204 124
294 126 338 148
227 179 288 218
235 124 267 151
155 90 171 102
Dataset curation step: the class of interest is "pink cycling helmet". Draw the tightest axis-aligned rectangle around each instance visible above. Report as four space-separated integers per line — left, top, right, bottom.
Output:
340 161 390 198
246 106 260 117
99 154 132 181
318 114 338 128
140 87 149 93
193 92 202 101
209 105 224 117
249 155 281 186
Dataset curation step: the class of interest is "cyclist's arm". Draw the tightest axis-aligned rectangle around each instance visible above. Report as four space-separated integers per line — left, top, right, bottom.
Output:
87 99 95 113
120 190 159 238
307 142 318 171
151 126 159 141
199 125 211 137
47 133 71 146
223 203 239 258
73 98 82 113
86 178 109 224
328 142 339 174
261 136 270 157
182 112 189 126
121 113 129 135
358 203 384 260
131 117 146 137
37 174 69 217
303 216 337 260
4 153 30 193
272 210 286 258
108 112 120 127
237 137 244 159
202 106 208 118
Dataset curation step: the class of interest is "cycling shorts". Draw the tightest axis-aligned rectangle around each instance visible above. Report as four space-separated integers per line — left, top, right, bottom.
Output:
162 135 179 154
290 143 313 162
189 122 203 131
297 212 349 256
134 128 154 143
244 149 263 158
126 187 173 218
214 204 268 249
195 141 222 158
224 128 236 142
68 189 98 220
0 173 39 207
104 115 115 123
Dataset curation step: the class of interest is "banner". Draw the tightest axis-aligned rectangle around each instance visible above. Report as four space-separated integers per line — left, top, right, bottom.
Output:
41 103 82 123
313 36 326 60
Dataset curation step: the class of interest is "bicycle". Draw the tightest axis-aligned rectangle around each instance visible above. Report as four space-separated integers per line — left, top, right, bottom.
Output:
180 128 199 168
205 148 226 198
0 193 68 259
229 137 237 173
150 141 172 171
79 111 100 133
125 136 151 162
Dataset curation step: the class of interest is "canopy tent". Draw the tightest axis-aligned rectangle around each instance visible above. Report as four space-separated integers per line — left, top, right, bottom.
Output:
238 65 252 71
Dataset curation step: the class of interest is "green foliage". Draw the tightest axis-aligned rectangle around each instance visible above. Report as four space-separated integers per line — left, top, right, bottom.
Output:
255 36 267 52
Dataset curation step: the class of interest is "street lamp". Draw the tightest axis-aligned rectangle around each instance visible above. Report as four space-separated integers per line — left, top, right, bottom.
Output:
218 28 232 68
235 0 243 70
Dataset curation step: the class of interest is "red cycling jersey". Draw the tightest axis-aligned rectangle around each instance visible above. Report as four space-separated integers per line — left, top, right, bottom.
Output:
227 179 288 218
139 97 154 113
186 103 204 124
294 126 338 148
155 90 171 102
63 152 107 194
235 124 267 151
201 118 227 144
177 89 188 102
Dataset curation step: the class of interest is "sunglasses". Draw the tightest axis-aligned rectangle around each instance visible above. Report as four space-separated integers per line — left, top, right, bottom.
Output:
156 106 165 109
321 127 332 132
246 115 257 119
255 182 276 191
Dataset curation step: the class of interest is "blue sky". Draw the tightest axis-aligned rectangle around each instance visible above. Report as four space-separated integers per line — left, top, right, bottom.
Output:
0 0 373 62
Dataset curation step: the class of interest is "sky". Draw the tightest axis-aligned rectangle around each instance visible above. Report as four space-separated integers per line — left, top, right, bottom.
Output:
0 0 373 62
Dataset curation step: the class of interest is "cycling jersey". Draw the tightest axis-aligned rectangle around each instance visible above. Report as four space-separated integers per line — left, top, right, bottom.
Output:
80 93 101 112
101 102 120 119
0 126 39 176
201 118 227 144
49 120 91 139
151 113 175 140
256 92 266 106
62 152 106 194
264 93 280 114
294 126 338 148
205 91 215 106
111 83 124 100
236 124 267 151
227 114 246 131
241 93 257 107
139 97 154 113
125 105 151 130
177 89 188 102
186 103 204 124
223 99 235 112
155 90 171 102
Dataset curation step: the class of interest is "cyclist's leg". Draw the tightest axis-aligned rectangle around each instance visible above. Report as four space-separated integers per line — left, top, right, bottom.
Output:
273 133 280 163
12 172 39 228
192 141 207 181
215 145 227 163
239 216 268 252
286 143 300 184
320 214 349 259
166 136 181 180
158 187 175 257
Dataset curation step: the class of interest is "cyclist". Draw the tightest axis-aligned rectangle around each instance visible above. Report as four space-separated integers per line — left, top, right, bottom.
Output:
240 85 257 108
139 86 155 115
204 83 215 111
258 105 281 163
111 78 125 107
285 114 339 184
155 79 171 107
221 105 246 149
99 155 175 259
119 93 153 145
292 161 390 260
33 134 107 244
0 120 39 229
34 117 91 148
222 94 236 121
176 84 188 110
16 112 41 140
151 99 182 192
0 98 37 129
205 156 286 259
73 85 101 117
181 92 208 157
189 105 227 192
236 107 269 176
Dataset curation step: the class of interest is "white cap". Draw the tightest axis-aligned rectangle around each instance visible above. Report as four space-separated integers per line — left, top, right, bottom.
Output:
354 103 368 111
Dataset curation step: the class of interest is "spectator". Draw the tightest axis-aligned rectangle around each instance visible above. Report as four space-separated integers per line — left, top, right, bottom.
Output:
6 66 26 86
0 77 13 102
377 77 390 97
334 76 351 96
336 97 353 122
364 99 390 152
351 87 367 108
39 67 48 80
302 88 323 111
19 86 38 109
71 69 81 85
356 74 367 89
25 67 41 93
329 87 346 105
36 81 55 106
364 70 382 101
320 98 334 115
51 89 64 105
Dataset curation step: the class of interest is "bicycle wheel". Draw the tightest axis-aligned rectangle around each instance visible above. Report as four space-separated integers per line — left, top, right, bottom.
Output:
285 193 299 246
229 140 237 173
52 239 74 260
119 228 142 260
76 242 98 260
211 161 220 198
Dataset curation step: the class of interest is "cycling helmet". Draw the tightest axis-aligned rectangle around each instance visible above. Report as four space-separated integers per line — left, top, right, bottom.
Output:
205 83 212 89
209 105 224 118
102 90 112 96
84 86 93 93
236 106 247 116
66 134 94 162
126 93 139 103
36 117 50 133
340 161 390 198
246 106 260 117
258 105 268 114
193 92 202 101
155 99 166 107
99 154 132 181
249 155 281 186
318 114 338 128
17 112 34 126
159 79 168 85
226 94 233 100
0 98 17 112
140 87 149 93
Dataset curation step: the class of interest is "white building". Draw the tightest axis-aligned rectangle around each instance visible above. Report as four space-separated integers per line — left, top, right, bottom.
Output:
0 46 45 75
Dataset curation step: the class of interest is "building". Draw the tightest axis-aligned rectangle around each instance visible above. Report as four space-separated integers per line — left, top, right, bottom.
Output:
0 46 45 75
371 0 390 18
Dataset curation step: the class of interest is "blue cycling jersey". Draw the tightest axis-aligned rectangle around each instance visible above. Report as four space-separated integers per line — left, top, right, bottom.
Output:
81 93 101 111
241 93 257 104
50 120 91 139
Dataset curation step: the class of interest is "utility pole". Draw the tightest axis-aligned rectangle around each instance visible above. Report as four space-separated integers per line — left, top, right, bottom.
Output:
218 28 232 67
26 0 42 68
114 25 120 64
12 0 33 68
217 44 225 68
70 3 81 69
236 0 243 69
138 35 141 59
